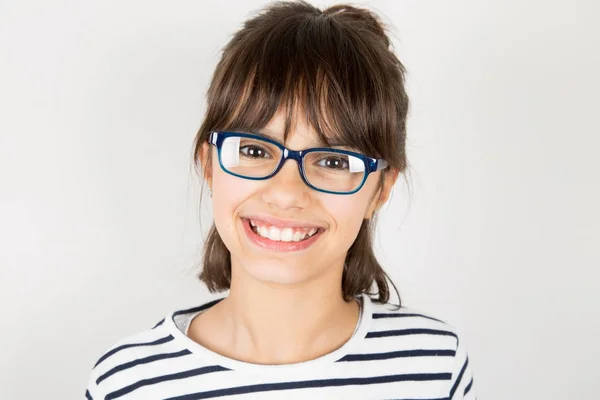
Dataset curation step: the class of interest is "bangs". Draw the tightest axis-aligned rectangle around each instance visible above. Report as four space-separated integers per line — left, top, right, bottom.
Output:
204 10 403 158
225 64 358 150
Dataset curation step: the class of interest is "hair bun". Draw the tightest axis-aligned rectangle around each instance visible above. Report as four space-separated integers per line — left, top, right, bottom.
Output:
324 4 390 48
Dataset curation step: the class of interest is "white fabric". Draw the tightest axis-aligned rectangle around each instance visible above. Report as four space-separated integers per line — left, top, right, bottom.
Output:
85 294 476 399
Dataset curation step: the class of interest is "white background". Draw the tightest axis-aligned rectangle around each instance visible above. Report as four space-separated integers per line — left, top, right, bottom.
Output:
1 0 599 398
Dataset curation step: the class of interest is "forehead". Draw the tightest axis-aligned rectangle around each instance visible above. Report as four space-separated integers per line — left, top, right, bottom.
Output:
251 107 349 149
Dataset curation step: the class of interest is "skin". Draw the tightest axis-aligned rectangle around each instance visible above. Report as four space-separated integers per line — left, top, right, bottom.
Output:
189 107 399 365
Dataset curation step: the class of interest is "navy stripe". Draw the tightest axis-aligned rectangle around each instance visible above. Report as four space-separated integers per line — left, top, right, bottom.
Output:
338 349 455 362
366 328 458 340
85 389 93 399
164 373 452 400
373 313 444 323
153 318 165 328
97 349 192 384
464 377 473 395
449 356 469 398
172 298 224 318
105 365 229 399
94 335 175 367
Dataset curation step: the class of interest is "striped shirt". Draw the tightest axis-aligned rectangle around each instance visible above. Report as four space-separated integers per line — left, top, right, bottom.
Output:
85 294 476 399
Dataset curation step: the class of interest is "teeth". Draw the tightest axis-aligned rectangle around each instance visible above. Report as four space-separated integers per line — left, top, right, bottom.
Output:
257 225 269 237
268 227 281 241
248 219 319 242
280 228 294 241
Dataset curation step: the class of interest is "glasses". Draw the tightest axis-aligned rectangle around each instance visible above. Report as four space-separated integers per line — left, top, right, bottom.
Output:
208 131 388 195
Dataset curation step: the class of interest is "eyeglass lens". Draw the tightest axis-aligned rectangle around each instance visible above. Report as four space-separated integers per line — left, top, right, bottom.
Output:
219 135 366 193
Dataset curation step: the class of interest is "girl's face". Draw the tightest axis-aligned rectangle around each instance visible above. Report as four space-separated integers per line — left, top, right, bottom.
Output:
201 109 397 288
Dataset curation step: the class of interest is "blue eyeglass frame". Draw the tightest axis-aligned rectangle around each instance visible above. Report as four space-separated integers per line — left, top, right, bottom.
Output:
208 131 388 195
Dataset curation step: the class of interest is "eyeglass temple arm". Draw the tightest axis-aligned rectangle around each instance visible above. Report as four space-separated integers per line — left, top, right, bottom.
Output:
209 131 217 145
376 159 388 171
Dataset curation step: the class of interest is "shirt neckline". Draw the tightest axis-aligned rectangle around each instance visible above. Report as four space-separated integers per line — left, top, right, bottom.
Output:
164 293 373 374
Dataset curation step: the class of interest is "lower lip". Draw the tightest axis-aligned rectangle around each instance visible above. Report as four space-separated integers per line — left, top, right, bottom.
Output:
241 218 324 252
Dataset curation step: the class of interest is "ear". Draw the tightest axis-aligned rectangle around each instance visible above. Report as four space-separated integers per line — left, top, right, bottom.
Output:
198 141 213 190
364 168 400 219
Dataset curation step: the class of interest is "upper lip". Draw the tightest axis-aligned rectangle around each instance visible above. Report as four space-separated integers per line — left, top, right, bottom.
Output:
242 215 326 230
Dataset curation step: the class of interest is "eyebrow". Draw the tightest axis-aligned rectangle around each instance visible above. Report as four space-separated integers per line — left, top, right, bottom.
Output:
247 128 349 148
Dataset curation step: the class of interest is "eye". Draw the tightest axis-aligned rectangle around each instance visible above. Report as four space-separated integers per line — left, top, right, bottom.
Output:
240 144 272 159
317 155 349 170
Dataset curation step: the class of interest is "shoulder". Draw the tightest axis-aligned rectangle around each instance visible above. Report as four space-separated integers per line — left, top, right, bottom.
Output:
89 297 223 370
85 315 175 396
366 300 476 398
370 301 460 334
92 316 174 369
366 300 463 351
84 299 220 399
98 315 174 362
85 298 226 398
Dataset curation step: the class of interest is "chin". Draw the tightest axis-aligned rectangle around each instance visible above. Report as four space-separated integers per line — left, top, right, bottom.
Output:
240 260 315 286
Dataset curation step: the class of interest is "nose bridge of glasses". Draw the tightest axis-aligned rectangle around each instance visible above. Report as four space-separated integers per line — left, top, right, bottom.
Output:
281 147 303 164
276 147 305 177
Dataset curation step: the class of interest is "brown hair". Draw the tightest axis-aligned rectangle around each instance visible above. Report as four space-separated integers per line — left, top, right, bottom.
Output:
192 1 410 305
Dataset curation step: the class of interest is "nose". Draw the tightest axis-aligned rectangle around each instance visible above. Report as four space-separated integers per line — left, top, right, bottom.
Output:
261 157 311 210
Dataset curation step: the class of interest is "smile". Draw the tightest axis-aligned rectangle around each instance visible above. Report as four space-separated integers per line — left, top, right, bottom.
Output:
240 217 325 252
249 219 319 242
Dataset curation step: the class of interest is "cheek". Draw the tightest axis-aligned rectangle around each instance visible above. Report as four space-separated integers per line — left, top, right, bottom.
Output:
210 169 260 254
324 196 370 240
211 167 253 222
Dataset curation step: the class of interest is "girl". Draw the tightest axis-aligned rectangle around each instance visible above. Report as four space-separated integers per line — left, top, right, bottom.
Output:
86 1 476 399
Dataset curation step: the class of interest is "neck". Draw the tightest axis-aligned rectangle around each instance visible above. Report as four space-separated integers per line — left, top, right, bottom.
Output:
217 260 360 365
